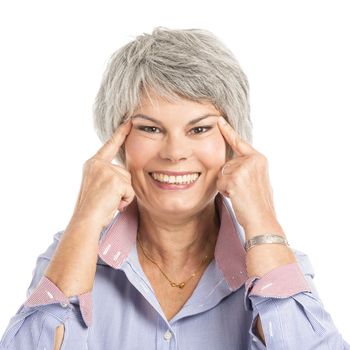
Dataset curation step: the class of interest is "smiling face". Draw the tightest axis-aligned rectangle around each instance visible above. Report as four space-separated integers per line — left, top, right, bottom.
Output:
124 90 227 216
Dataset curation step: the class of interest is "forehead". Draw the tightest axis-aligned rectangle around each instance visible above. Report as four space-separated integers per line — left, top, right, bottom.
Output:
135 89 220 120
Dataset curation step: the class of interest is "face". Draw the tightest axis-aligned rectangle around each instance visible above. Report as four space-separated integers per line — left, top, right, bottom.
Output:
124 90 227 216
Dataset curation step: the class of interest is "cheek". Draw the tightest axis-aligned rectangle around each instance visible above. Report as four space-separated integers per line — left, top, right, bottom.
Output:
124 132 157 167
196 135 227 165
124 130 228 168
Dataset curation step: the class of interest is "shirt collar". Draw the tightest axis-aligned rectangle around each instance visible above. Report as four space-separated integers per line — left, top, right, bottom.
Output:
98 192 248 290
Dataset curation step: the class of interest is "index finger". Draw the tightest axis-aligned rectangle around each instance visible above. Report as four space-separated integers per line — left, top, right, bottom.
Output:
217 117 256 157
94 119 132 162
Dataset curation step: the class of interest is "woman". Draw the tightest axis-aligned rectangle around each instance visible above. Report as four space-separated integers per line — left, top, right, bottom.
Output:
1 27 348 349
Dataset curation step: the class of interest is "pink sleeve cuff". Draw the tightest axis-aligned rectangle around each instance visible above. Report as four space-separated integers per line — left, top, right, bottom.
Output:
246 262 312 298
24 275 92 327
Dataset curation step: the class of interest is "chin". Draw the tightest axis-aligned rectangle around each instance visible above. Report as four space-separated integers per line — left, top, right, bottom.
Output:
152 195 208 214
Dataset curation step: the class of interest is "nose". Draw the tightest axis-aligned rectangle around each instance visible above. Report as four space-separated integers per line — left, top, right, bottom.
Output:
159 134 192 162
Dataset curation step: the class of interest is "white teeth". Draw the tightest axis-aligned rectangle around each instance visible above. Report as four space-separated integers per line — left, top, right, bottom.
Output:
151 172 200 184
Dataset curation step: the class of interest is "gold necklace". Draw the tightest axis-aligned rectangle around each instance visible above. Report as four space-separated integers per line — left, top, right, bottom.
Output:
136 234 211 289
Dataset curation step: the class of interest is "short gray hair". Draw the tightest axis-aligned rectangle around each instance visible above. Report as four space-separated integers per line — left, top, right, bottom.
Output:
93 26 253 165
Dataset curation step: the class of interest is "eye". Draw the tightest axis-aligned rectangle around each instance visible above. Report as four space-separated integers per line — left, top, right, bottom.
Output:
189 126 212 134
137 126 161 133
136 125 213 135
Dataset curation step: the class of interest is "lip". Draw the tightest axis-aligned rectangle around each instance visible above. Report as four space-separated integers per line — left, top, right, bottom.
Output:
148 171 201 176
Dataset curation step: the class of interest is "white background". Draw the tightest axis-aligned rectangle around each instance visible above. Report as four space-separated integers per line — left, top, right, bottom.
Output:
0 0 349 343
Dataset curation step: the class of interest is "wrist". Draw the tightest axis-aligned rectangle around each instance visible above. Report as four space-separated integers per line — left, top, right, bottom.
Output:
67 214 105 234
243 218 285 240
246 244 297 277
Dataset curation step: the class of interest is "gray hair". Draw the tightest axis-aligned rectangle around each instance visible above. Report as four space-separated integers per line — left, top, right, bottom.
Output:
93 26 253 165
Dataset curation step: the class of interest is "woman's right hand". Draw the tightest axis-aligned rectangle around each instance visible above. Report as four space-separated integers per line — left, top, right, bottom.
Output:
70 118 134 229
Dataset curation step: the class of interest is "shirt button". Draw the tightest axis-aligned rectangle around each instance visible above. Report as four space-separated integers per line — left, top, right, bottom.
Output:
60 302 69 308
163 330 172 341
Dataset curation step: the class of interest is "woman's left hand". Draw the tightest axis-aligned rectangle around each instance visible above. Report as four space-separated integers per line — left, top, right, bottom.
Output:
216 117 279 236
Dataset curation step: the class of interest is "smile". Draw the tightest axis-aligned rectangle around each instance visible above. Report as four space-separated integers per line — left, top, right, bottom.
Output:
149 172 200 185
147 172 202 190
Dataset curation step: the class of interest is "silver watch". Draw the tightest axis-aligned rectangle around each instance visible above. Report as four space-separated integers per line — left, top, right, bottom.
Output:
244 234 289 252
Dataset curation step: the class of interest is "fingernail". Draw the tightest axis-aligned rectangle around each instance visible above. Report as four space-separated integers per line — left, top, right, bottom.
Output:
123 118 132 125
218 117 227 125
221 163 231 175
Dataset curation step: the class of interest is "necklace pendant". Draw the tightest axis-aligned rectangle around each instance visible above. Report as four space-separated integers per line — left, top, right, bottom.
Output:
170 281 185 288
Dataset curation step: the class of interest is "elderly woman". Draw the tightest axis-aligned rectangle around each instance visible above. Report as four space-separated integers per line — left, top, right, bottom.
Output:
1 27 349 350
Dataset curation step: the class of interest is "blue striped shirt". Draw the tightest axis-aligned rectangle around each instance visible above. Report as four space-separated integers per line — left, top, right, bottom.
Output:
1 193 349 349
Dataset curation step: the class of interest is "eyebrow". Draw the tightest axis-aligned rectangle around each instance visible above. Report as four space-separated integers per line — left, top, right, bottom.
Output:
131 113 220 126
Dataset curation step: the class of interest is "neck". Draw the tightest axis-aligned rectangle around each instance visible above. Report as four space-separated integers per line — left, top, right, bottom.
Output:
136 199 220 275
